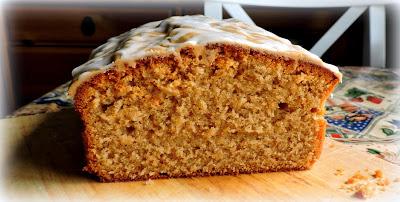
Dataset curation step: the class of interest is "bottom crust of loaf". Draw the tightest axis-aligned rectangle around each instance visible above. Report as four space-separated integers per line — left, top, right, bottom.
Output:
85 164 311 182
74 43 338 182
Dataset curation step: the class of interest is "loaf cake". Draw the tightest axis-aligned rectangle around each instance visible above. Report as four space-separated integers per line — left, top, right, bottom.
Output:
69 15 342 182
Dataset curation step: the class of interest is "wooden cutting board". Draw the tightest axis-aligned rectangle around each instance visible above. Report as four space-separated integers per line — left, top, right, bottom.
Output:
2 109 400 201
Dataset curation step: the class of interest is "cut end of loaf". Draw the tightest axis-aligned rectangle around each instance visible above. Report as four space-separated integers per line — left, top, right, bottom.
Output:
73 44 339 182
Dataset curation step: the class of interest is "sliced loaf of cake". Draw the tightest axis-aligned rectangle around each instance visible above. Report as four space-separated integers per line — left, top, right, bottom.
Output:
69 15 341 182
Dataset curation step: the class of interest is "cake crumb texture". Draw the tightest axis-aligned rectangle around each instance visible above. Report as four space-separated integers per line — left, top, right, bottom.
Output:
74 44 339 182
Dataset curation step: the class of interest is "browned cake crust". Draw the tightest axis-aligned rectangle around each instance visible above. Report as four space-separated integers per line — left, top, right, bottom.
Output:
73 44 339 182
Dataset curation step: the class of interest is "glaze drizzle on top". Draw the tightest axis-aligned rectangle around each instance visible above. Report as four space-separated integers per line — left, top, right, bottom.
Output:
72 15 341 80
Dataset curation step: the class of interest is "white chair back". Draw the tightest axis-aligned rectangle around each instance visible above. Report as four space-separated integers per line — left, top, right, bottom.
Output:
204 0 391 68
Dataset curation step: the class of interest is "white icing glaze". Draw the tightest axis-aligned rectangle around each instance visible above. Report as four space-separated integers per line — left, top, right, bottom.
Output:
72 15 341 80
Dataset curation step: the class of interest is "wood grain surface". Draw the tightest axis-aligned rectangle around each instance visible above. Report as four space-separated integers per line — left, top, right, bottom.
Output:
2 109 400 201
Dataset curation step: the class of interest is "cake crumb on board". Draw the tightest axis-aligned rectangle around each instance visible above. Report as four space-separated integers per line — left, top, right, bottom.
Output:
143 179 154 185
339 169 393 199
334 168 344 176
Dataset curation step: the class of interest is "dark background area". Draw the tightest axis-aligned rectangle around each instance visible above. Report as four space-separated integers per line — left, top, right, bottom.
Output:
2 1 384 110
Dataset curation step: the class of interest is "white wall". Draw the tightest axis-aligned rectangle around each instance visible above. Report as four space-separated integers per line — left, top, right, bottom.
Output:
0 1 15 117
387 3 400 73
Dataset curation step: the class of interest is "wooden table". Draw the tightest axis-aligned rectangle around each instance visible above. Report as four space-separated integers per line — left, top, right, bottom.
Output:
2 109 400 201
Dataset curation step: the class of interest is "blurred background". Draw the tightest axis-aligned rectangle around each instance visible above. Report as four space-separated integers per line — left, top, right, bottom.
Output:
0 0 399 116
